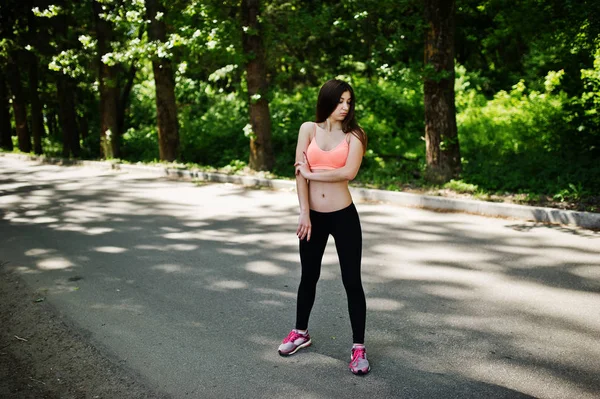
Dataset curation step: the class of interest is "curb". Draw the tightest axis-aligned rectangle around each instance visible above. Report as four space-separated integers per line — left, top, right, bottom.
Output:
3 152 599 230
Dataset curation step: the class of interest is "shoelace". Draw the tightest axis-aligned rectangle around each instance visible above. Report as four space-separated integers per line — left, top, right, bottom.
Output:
283 331 303 343
351 347 366 366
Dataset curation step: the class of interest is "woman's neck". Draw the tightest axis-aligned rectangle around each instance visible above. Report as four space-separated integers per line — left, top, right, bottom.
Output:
325 118 343 132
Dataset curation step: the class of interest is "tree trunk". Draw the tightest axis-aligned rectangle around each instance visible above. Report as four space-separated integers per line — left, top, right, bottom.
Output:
117 28 143 137
56 74 80 158
28 53 44 155
117 61 138 138
0 72 14 151
94 0 120 159
424 0 460 183
27 9 44 155
7 60 31 153
241 0 274 171
146 0 179 161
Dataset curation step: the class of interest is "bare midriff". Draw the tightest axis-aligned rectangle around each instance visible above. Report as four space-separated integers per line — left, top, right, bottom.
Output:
308 170 353 213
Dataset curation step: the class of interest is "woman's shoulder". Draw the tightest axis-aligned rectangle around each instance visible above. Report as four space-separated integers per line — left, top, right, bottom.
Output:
298 121 316 137
299 121 316 131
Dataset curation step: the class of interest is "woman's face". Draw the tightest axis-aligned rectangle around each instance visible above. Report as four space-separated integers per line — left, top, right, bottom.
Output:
330 91 352 122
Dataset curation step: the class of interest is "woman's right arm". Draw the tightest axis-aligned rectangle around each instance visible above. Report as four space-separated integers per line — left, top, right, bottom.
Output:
295 122 313 241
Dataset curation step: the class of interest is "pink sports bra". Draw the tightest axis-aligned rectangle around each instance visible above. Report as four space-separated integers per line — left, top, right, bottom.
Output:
305 123 350 170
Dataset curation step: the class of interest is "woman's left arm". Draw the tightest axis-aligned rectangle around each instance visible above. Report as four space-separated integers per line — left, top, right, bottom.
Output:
297 135 364 182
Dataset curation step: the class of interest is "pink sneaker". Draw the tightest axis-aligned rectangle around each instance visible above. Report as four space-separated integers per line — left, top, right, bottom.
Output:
278 329 311 356
349 345 370 375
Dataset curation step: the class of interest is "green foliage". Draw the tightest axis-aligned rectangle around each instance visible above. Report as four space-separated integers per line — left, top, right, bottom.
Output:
120 126 159 162
578 46 600 143
178 86 249 166
2 0 599 209
120 63 159 161
269 87 318 175
457 66 600 197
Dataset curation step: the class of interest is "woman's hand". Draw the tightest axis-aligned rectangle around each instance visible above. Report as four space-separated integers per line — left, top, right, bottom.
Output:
294 152 312 179
297 211 312 241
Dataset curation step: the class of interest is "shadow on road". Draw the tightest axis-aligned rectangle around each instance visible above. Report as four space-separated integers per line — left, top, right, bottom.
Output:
1 161 599 398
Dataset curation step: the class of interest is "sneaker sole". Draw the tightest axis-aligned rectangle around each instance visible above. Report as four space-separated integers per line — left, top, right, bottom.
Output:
278 339 312 356
350 366 371 376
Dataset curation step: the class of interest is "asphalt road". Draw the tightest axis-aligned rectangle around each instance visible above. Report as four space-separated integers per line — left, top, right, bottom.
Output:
1 157 600 399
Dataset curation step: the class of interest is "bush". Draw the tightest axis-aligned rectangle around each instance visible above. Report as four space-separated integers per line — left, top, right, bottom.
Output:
457 67 600 197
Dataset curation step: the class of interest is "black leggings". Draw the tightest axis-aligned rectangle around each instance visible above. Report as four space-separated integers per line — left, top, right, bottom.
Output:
295 203 366 343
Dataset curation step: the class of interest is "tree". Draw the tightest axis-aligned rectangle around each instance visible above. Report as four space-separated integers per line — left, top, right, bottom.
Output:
146 0 180 161
52 4 82 158
56 73 81 158
93 0 120 158
241 0 274 171
424 0 460 182
0 72 14 151
6 56 32 153
1 0 33 153
28 52 45 155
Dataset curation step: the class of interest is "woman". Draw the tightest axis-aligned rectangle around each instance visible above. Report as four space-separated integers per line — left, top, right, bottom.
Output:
277 79 370 375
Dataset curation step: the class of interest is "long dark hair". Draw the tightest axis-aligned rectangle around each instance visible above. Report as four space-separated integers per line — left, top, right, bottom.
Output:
315 79 367 153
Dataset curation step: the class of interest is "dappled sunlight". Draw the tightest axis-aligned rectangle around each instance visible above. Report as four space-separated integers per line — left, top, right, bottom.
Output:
135 243 198 251
379 262 501 285
208 280 248 291
58 198 76 204
245 261 287 276
480 279 600 332
151 264 193 274
270 252 301 264
182 221 209 228
4 211 58 224
162 229 230 241
23 209 46 217
2 159 600 398
22 196 51 206
318 263 346 281
30 189 55 196
463 360 595 399
61 209 104 223
48 224 115 235
22 246 77 272
571 265 600 279
25 248 56 256
94 246 128 254
246 334 276 346
218 247 258 256
488 244 546 255
253 287 296 299
397 231 452 242
367 297 405 311
37 257 74 270
26 216 58 224
370 241 495 264
421 283 477 300
0 181 29 191
159 226 181 232
0 194 21 205
258 299 286 307
13 265 43 275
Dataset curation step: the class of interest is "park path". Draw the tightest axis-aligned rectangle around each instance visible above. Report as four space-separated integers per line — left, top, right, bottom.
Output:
1 156 599 399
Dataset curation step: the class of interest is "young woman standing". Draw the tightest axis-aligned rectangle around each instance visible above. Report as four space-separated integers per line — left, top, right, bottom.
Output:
277 79 370 375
